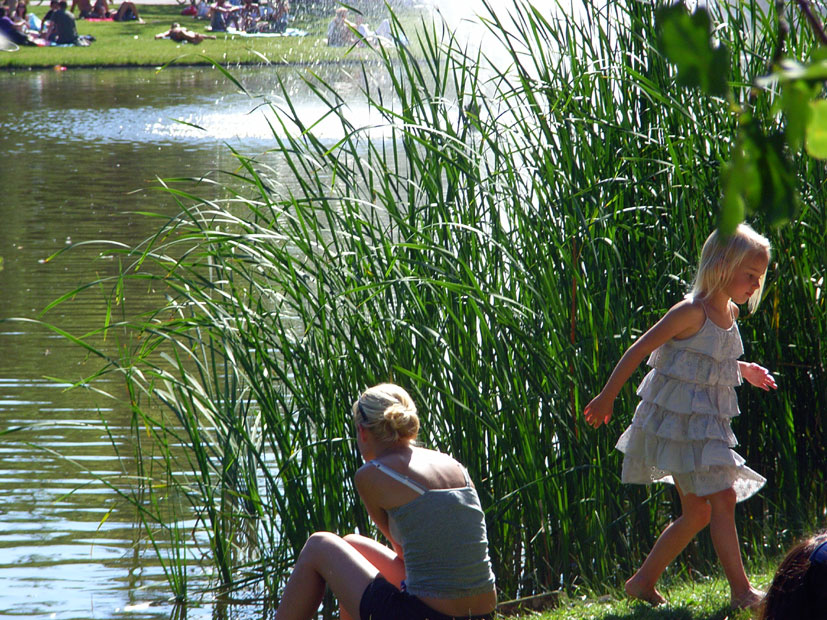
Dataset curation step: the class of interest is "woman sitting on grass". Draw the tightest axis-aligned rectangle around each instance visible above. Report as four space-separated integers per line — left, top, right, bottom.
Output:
0 5 35 45
208 0 239 32
90 0 143 23
274 383 497 620
263 0 287 33
239 0 259 32
12 1 40 33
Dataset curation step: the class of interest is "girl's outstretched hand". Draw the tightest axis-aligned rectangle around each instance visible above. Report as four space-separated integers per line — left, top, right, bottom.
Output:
741 362 778 391
584 394 613 429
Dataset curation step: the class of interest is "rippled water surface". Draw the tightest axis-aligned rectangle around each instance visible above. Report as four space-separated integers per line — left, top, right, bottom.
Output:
0 63 388 619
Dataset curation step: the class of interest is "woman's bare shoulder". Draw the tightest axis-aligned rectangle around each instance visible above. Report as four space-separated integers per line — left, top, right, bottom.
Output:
355 460 394 495
409 447 467 487
410 446 459 468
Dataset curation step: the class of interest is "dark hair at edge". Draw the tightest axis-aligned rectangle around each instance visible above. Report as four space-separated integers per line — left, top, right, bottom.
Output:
761 530 827 620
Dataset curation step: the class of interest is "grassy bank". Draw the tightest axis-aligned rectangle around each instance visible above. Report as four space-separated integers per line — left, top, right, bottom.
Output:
511 573 771 620
0 4 415 68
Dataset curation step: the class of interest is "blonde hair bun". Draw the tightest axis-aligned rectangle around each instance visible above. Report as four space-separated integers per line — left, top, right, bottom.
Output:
383 403 419 438
353 383 420 444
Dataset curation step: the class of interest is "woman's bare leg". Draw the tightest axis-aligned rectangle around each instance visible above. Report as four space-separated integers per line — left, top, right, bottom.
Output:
274 531 379 620
338 534 405 620
343 533 405 587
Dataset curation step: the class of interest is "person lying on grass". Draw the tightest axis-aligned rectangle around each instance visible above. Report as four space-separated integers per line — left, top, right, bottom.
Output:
155 22 215 43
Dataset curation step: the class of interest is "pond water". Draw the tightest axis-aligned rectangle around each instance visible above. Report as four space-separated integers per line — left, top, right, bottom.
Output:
0 63 389 619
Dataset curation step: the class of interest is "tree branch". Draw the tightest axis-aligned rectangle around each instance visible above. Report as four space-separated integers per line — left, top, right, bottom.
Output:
773 0 789 65
796 0 827 46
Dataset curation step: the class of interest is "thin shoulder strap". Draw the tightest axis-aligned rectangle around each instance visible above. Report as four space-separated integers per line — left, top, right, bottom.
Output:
369 460 427 495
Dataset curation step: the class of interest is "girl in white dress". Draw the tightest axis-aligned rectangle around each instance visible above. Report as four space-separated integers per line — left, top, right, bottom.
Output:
584 223 777 610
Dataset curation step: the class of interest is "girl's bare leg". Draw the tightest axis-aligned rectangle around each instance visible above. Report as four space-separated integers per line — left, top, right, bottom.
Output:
274 531 379 620
706 488 763 608
626 485 711 605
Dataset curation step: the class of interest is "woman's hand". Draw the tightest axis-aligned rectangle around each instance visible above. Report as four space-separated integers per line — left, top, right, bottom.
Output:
740 362 778 391
584 393 613 429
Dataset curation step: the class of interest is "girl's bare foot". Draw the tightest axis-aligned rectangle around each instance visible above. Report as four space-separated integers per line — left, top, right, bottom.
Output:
731 587 765 610
625 577 667 606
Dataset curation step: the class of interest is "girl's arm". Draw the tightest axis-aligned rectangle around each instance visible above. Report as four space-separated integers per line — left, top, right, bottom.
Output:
738 361 778 391
584 300 705 429
730 300 778 391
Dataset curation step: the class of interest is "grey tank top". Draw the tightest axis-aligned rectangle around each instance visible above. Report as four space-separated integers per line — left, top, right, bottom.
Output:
369 460 496 599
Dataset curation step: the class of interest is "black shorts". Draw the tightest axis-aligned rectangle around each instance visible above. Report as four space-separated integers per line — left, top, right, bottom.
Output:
359 576 493 620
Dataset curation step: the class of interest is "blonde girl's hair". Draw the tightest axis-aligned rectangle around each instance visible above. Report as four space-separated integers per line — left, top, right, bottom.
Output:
352 383 420 444
691 222 771 314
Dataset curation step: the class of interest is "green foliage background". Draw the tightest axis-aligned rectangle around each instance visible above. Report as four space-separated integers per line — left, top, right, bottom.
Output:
38 0 827 608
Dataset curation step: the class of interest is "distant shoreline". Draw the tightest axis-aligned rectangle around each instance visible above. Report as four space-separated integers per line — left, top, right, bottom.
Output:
0 4 421 70
0 57 380 71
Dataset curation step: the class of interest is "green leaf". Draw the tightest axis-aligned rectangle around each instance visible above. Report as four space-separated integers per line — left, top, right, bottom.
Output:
781 80 816 151
656 3 731 97
806 99 827 159
756 131 798 226
719 131 755 235
721 122 798 229
718 172 745 237
811 45 827 63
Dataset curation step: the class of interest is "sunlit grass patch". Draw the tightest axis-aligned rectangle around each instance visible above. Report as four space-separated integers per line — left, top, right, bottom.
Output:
0 4 424 68
518 572 772 620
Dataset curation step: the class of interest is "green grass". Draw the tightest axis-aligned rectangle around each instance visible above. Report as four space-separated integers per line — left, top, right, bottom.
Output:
517 581 764 620
513 574 770 620
0 4 420 68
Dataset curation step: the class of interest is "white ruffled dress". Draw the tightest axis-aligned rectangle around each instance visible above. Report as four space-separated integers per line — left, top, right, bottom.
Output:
615 316 766 502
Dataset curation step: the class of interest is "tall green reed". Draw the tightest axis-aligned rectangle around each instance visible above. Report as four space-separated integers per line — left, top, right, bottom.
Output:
40 0 827 605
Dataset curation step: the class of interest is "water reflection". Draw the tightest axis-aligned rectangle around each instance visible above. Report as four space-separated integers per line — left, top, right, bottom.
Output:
5 63 391 150
0 367 186 618
0 63 383 619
